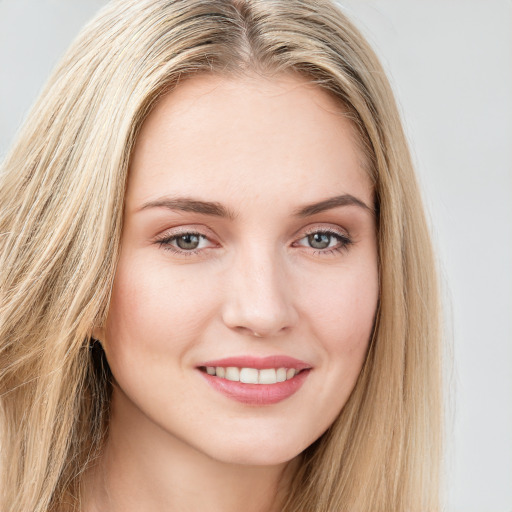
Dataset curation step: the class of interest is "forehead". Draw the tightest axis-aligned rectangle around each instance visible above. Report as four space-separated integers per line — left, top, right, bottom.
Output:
127 73 372 211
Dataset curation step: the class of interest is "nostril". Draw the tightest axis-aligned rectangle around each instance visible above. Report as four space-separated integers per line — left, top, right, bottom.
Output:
234 326 278 338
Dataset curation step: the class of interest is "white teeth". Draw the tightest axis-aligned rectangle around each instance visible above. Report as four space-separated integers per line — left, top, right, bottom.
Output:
259 368 277 384
206 366 302 384
240 368 259 384
276 368 287 382
225 367 239 381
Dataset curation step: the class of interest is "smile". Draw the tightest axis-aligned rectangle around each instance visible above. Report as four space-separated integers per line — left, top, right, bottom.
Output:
200 366 300 384
197 356 312 405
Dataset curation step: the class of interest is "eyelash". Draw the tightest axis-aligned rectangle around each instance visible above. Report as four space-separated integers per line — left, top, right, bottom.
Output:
155 228 353 257
297 228 353 255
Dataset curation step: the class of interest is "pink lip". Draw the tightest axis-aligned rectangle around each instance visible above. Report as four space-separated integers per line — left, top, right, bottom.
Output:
199 355 311 371
196 355 312 406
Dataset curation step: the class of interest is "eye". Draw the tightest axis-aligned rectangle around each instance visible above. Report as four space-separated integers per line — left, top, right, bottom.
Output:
174 233 203 250
295 229 352 253
306 232 335 250
156 231 215 254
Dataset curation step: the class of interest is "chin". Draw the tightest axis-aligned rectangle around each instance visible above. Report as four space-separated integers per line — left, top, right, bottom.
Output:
199 433 309 467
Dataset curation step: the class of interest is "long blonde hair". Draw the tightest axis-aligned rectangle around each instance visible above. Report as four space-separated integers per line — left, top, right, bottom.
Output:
0 1 443 510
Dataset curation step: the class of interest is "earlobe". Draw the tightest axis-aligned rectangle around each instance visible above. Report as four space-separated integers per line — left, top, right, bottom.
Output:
92 326 106 343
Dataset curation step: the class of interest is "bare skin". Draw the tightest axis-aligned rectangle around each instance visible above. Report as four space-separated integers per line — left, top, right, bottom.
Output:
82 389 299 511
85 72 378 511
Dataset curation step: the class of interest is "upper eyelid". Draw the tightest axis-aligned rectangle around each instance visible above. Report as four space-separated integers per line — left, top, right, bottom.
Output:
155 226 351 253
156 225 215 240
300 226 349 236
156 224 349 240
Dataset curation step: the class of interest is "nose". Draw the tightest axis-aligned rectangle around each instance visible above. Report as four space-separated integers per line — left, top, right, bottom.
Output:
221 247 298 338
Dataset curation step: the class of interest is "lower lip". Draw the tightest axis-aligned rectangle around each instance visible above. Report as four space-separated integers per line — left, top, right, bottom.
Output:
199 370 310 405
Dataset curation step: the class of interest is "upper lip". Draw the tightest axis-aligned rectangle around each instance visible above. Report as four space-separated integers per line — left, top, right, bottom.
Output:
198 355 312 371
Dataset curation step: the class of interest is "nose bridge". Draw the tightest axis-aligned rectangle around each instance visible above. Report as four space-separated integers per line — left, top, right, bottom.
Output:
222 240 297 337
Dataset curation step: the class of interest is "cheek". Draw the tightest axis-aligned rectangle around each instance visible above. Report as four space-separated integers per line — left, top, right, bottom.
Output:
104 254 218 362
303 262 378 358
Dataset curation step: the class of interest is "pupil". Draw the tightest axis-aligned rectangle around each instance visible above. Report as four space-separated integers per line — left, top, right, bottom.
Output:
177 234 200 250
308 233 330 249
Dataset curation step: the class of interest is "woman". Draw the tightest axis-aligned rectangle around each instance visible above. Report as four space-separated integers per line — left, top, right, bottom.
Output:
0 0 443 511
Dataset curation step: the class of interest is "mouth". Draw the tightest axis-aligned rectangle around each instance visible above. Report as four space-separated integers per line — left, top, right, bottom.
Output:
198 366 305 384
196 356 312 405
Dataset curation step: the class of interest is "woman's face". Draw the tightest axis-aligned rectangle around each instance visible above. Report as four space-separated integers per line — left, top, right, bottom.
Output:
100 73 378 466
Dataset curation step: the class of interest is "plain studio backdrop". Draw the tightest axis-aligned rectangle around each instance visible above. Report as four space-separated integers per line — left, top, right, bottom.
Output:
0 1 511 510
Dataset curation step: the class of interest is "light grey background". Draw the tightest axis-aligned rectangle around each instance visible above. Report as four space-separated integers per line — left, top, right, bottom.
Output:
1 1 511 510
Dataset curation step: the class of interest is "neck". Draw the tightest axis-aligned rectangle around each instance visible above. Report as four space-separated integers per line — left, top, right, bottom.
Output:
82 387 298 512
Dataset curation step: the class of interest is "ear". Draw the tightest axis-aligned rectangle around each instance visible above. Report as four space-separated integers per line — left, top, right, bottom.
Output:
92 325 106 342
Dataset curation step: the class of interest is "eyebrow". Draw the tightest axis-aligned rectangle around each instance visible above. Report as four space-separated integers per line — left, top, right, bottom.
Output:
138 193 373 219
294 194 374 217
138 197 237 220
